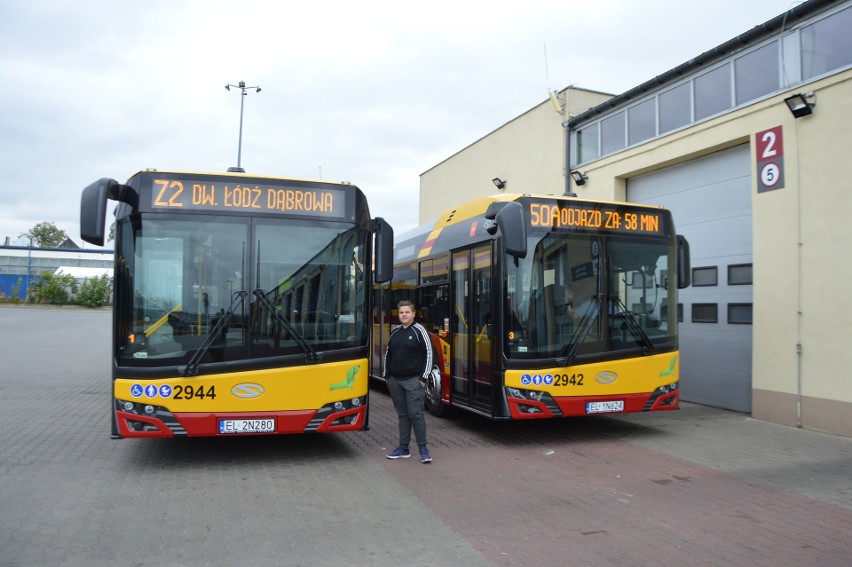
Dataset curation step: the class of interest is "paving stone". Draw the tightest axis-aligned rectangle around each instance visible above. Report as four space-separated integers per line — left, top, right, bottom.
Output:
1 307 850 566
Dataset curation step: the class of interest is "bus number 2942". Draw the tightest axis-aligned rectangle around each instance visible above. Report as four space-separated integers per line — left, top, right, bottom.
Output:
553 373 584 387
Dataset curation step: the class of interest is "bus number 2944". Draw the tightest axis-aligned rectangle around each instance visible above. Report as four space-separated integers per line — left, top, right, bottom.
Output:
173 384 216 400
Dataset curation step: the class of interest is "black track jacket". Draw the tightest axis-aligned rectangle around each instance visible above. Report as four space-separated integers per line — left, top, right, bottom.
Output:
383 322 433 381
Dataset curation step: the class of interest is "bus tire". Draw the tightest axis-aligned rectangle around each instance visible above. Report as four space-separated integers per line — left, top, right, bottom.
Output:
425 368 450 417
425 394 450 417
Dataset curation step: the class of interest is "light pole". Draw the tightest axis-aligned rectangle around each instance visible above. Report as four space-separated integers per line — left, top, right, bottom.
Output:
225 80 262 172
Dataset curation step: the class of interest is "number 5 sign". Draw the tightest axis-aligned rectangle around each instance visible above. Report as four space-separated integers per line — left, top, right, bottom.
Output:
756 126 785 193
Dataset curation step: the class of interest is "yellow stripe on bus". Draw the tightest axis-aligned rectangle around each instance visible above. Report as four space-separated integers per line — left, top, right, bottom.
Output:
418 228 443 258
114 359 369 412
504 352 679 397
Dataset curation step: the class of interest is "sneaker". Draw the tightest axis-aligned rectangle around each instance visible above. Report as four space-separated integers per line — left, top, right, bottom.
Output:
419 446 432 463
386 446 411 459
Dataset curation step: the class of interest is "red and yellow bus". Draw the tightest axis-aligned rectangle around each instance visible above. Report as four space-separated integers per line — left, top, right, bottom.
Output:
81 169 392 438
371 194 689 420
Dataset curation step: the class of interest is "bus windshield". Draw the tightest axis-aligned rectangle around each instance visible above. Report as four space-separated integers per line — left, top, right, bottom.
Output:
117 215 368 366
506 232 677 360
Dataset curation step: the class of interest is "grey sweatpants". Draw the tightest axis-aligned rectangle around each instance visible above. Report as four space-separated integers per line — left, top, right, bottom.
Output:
387 376 427 448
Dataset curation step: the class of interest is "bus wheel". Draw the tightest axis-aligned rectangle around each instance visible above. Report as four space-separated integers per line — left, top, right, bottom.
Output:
425 368 450 417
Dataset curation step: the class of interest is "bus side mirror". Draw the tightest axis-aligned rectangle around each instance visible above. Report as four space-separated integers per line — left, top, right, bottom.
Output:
497 202 527 258
676 234 691 289
80 178 117 246
373 217 394 284
81 178 137 246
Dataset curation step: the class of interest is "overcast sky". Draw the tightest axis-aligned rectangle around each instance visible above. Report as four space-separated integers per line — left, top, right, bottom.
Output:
1 0 792 246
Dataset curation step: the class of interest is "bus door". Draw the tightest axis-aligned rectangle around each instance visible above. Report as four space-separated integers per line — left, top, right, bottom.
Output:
450 244 493 412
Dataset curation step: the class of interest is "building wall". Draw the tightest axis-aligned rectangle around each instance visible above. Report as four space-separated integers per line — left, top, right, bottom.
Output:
0 246 113 299
419 88 612 224
774 72 852 435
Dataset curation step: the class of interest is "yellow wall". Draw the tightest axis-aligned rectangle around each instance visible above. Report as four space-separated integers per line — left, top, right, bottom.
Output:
419 88 612 223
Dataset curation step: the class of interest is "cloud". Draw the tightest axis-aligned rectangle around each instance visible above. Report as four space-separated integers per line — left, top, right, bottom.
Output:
0 0 788 242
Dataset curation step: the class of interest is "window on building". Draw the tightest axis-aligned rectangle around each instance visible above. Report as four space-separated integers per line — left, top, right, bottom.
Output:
736 42 780 104
659 83 691 134
692 303 718 323
694 63 732 120
728 303 753 324
569 8 850 168
600 111 626 155
628 99 656 146
577 124 599 164
802 5 852 80
692 266 718 287
728 264 753 286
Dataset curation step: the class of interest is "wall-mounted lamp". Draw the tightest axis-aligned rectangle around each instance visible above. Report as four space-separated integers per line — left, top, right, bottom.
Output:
492 177 507 190
570 171 588 186
784 92 815 118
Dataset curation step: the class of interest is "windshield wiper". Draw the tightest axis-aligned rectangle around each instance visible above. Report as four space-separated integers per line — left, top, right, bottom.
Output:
179 290 248 377
253 289 323 363
609 295 655 353
559 297 599 364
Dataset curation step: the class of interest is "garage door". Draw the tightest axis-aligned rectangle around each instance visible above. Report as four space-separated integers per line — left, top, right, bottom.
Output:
627 145 752 412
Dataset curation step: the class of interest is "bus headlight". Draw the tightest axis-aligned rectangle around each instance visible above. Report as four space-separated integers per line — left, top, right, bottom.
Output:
144 405 155 415
334 401 345 411
504 386 562 417
123 401 134 412
507 387 544 402
351 397 362 407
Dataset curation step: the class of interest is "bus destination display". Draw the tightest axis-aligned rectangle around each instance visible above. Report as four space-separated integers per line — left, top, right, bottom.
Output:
527 200 666 236
148 178 347 218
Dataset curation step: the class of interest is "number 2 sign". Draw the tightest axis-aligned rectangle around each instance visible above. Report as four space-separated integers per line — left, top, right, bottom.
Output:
756 126 785 193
